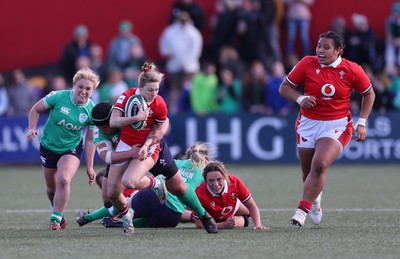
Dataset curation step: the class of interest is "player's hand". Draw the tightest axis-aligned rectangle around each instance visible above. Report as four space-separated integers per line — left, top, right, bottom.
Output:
253 225 269 230
355 125 367 142
138 144 149 160
135 105 149 122
223 216 237 229
86 168 96 186
27 129 39 141
129 144 141 159
299 96 317 109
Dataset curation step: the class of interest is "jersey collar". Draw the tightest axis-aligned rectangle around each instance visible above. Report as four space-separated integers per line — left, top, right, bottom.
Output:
321 55 342 68
206 180 229 197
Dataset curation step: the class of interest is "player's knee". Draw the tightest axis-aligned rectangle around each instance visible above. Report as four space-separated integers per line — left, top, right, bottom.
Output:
166 181 187 196
46 187 55 196
103 201 113 208
313 160 329 175
122 178 137 189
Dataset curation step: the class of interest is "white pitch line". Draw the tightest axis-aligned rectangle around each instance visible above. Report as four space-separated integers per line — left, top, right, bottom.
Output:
3 208 400 214
260 208 400 212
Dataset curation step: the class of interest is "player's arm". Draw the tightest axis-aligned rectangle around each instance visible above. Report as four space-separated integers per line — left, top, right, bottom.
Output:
194 216 243 229
96 141 139 164
355 87 375 142
109 107 148 128
27 98 48 141
243 197 268 230
146 117 169 145
279 79 316 109
85 127 96 186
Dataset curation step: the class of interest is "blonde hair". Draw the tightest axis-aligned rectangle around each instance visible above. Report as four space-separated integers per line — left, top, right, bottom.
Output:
138 62 164 87
202 160 230 184
72 67 100 89
182 142 212 170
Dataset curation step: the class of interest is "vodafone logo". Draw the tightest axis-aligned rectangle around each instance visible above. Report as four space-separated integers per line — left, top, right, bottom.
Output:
321 84 335 100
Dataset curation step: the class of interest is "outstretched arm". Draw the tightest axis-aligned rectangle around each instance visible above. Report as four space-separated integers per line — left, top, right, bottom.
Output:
243 197 268 230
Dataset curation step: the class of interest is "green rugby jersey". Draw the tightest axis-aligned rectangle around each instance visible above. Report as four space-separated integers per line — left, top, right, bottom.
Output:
41 90 94 153
165 159 204 213
93 127 120 151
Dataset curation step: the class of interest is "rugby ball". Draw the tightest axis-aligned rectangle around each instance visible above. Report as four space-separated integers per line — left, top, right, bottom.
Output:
124 95 148 130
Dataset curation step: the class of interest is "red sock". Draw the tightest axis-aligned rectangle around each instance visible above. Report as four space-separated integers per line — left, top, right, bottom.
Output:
148 176 155 188
117 206 129 218
298 200 312 214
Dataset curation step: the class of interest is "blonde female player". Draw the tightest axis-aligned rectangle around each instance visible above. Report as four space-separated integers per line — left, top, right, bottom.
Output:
107 62 217 236
27 68 100 230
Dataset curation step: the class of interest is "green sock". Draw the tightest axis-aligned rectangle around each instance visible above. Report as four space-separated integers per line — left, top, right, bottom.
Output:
133 217 148 228
84 206 112 222
177 186 206 217
50 211 63 224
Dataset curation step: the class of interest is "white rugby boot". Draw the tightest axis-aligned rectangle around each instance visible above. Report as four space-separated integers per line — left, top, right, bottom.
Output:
290 208 307 227
309 192 323 225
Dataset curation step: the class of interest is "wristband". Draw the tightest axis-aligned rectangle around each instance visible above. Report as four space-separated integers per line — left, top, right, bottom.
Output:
357 118 366 126
105 151 112 164
296 95 309 105
355 118 367 128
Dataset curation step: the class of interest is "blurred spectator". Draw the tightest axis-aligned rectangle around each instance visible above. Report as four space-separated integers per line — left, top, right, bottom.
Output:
97 67 129 103
330 16 350 39
265 60 292 116
388 66 400 109
90 44 108 82
270 0 285 62
121 42 146 88
169 0 206 31
217 66 242 113
284 0 314 59
352 65 393 114
123 42 146 72
108 20 143 70
256 0 282 69
0 73 9 116
29 76 47 100
345 14 376 68
206 0 238 64
218 45 246 81
75 56 92 71
284 52 300 73
190 61 219 115
385 2 400 70
159 11 203 114
242 60 267 114
234 0 263 66
43 75 68 96
7 69 37 116
59 24 92 85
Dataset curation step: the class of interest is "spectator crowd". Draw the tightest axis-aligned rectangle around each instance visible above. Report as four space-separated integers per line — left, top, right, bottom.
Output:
1 0 400 117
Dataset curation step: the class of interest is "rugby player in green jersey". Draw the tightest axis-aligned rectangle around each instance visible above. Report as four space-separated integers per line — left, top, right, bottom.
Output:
27 68 100 230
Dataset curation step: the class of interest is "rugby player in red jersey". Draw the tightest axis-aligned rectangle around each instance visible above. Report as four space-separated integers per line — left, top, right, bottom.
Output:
279 31 375 227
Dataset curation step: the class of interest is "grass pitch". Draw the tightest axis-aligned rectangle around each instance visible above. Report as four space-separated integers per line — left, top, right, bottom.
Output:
0 164 399 259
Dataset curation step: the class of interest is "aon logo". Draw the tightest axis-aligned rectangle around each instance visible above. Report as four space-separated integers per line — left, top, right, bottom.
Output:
58 119 82 131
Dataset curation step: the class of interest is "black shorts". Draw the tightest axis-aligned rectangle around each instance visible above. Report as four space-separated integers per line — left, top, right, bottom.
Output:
104 164 111 178
39 141 83 169
149 138 178 180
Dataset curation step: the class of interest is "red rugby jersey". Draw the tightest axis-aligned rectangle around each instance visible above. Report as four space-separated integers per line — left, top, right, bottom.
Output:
195 174 251 222
286 56 371 120
113 87 167 146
